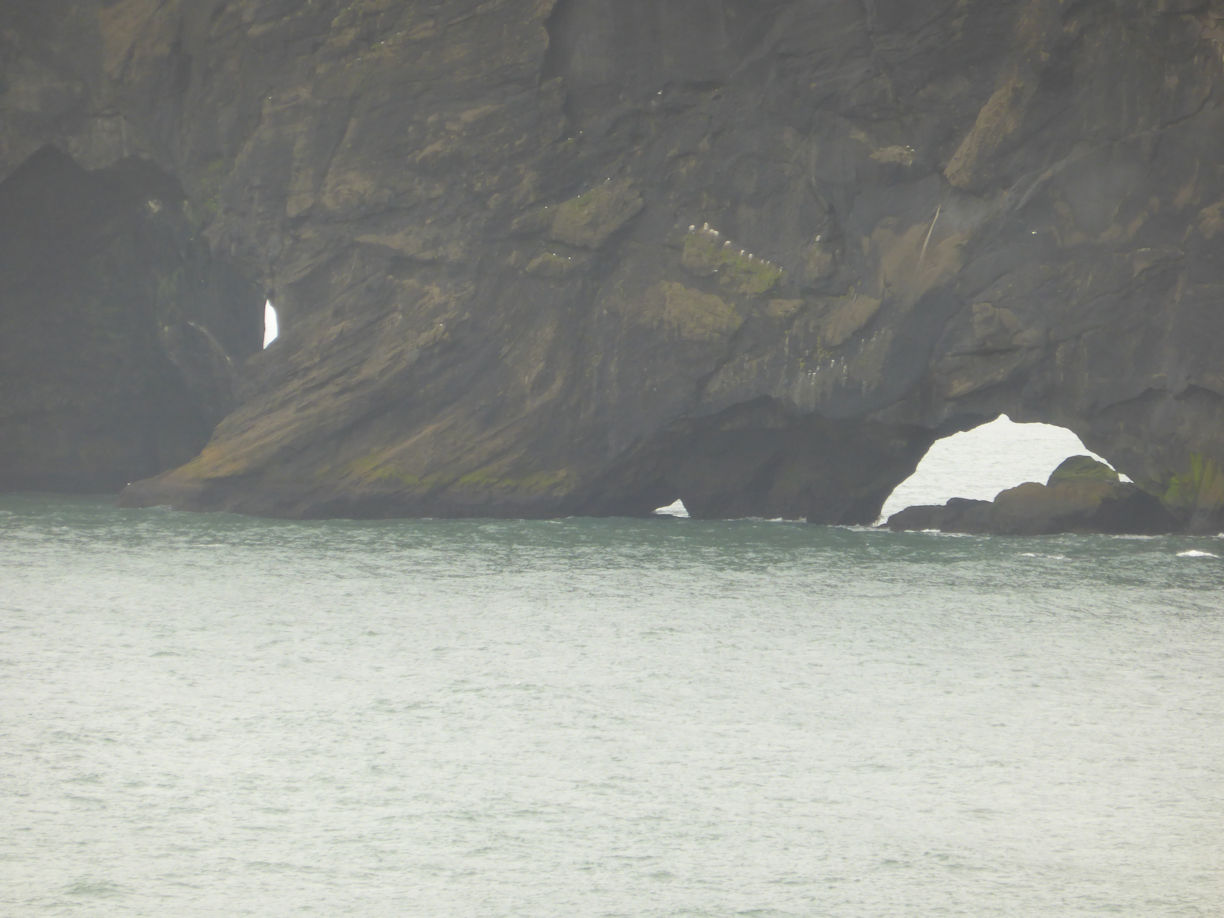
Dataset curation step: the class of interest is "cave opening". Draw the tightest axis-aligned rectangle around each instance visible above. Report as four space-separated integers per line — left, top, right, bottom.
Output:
879 415 1121 520
263 300 279 348
585 399 936 524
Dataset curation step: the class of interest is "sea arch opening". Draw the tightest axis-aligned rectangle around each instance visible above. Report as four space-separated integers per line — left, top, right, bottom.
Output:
262 299 279 348
879 414 1122 520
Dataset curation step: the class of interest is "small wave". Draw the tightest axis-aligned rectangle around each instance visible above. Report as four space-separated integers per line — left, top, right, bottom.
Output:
1176 549 1218 558
1019 552 1069 560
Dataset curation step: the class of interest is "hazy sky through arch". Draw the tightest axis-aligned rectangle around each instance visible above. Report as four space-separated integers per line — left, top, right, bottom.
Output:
263 301 278 348
879 415 1114 520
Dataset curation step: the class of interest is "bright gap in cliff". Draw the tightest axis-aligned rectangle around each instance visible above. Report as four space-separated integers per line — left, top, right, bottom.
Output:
263 300 279 348
880 415 1125 520
653 498 690 518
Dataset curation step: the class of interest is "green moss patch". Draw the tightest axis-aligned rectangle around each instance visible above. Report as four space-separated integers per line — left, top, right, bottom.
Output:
1161 452 1224 514
682 232 783 297
342 453 443 490
548 180 643 249
656 282 741 340
1047 455 1119 486
454 467 575 496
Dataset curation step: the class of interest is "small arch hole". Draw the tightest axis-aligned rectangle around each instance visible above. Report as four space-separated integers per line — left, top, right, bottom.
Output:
263 300 279 348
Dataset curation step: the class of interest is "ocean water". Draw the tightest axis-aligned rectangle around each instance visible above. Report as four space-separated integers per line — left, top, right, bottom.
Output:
2 493 1222 917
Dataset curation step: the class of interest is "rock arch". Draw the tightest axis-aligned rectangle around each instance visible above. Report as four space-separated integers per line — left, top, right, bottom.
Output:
880 416 1114 518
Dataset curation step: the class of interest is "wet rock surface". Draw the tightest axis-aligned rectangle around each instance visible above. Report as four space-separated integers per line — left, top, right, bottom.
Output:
3 1 1224 526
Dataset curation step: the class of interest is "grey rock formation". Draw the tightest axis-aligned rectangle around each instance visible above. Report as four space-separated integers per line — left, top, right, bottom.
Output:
3 1 1224 527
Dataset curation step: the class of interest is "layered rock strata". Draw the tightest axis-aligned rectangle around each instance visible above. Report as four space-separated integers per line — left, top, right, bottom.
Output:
2 1 1224 528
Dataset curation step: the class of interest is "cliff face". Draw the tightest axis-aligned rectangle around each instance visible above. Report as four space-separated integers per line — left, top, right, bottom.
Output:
0 1 263 492
4 0 1224 527
0 144 261 492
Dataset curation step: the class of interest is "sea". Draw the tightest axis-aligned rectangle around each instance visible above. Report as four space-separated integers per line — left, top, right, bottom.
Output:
2 419 1222 917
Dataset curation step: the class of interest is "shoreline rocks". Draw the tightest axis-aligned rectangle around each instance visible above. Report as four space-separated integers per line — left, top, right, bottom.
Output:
885 457 1178 535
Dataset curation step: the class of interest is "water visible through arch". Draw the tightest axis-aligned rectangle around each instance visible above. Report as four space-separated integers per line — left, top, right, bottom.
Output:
262 300 279 348
880 415 1120 520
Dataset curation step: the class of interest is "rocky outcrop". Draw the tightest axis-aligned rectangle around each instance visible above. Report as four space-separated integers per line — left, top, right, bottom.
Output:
886 456 1177 535
3 1 1224 527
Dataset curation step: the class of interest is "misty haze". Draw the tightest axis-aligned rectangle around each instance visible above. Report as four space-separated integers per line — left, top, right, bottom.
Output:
3 2 1222 916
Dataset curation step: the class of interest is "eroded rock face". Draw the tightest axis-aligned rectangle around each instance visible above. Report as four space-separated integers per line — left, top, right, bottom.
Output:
4 1 1224 526
0 146 261 492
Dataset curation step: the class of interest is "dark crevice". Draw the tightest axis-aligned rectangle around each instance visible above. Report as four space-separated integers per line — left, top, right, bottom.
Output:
0 146 262 493
540 0 573 83
574 398 935 523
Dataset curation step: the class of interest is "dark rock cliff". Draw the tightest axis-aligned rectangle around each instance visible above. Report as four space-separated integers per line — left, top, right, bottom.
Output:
3 0 1224 528
0 145 260 491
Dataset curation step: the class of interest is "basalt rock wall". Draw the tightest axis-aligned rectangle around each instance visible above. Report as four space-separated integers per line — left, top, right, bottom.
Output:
0 0 264 492
4 0 1224 528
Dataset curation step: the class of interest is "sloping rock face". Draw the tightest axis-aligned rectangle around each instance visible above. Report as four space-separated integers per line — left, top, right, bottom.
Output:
4 1 1224 526
886 456 1177 534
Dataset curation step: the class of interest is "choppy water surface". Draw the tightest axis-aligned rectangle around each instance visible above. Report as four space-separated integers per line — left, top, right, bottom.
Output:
2 495 1222 917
